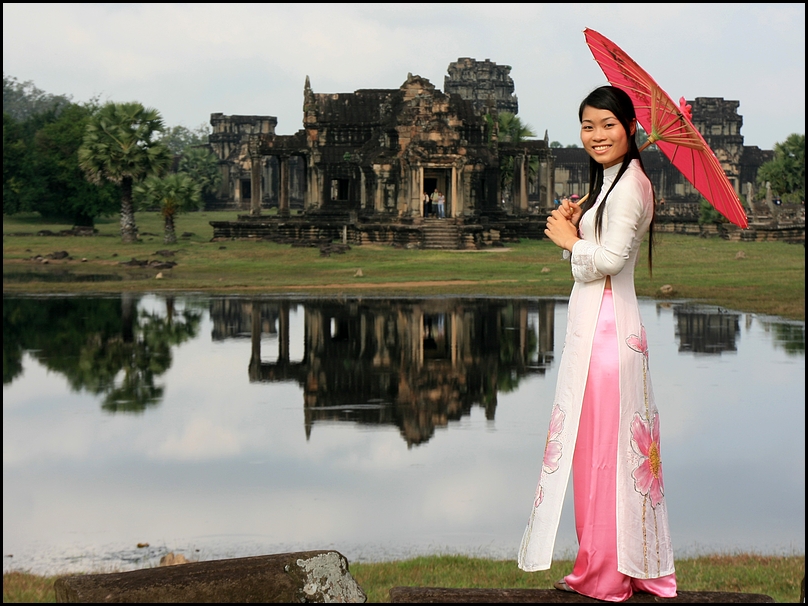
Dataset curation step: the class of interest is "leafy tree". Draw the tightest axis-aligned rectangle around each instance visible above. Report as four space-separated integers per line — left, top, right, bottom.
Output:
3 109 58 215
78 102 172 243
30 103 120 225
756 133 805 204
3 73 71 122
3 77 117 224
550 141 563 148
135 172 202 243
178 145 222 205
698 198 725 225
157 123 210 155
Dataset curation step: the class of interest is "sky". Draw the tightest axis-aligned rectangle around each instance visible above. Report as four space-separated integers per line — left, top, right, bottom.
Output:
3 3 805 151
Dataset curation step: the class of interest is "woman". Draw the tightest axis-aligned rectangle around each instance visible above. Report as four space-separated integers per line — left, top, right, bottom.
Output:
517 86 677 602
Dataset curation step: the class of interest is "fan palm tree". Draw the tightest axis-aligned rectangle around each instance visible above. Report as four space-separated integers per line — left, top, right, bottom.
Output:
78 102 172 243
135 172 202 244
497 112 536 143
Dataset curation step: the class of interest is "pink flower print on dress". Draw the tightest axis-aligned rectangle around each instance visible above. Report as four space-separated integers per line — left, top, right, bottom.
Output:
535 404 565 507
534 485 544 508
630 412 665 508
543 404 565 474
626 326 649 362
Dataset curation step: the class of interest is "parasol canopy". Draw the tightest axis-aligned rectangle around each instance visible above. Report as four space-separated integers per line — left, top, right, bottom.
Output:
583 28 748 228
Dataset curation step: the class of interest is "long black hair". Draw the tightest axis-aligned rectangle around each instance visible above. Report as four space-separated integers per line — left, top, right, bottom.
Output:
578 85 655 275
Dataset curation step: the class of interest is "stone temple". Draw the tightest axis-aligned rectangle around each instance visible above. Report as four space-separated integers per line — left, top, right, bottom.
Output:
208 58 783 248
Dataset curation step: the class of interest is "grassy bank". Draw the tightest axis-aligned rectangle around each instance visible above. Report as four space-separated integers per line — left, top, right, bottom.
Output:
3 554 804 603
3 211 804 320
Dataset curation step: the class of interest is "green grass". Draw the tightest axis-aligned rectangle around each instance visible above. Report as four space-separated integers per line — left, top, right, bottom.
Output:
4 554 804 603
3 211 804 321
350 554 805 603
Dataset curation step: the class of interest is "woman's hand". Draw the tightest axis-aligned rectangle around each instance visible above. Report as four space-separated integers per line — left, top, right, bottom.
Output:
545 208 580 252
558 199 582 226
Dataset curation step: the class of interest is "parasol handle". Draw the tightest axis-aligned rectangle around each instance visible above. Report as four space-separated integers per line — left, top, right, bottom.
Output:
638 137 655 153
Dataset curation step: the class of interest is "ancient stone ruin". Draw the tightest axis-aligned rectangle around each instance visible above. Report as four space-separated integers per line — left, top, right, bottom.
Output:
209 58 551 249
208 58 797 248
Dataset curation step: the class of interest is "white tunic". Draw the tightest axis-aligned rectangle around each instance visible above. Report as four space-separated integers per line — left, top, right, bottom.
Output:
518 159 675 578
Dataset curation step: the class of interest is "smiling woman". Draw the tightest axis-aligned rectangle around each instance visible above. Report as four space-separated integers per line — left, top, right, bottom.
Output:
526 86 677 602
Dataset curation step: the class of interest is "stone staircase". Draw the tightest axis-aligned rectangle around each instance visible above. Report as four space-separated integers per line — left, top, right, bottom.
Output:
421 218 462 249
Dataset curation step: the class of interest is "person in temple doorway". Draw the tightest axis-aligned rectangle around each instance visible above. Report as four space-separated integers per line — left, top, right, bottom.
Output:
431 188 440 217
424 191 431 217
437 191 446 218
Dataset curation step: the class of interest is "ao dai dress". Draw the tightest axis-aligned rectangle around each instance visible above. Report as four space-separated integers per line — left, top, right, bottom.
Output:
518 159 676 600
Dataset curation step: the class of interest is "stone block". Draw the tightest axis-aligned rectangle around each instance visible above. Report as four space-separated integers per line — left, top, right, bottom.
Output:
54 550 366 603
389 587 775 603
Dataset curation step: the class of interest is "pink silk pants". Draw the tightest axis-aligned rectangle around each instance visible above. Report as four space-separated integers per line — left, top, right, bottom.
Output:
564 290 677 601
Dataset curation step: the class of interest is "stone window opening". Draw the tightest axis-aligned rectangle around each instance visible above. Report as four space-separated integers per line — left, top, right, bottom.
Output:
331 179 350 202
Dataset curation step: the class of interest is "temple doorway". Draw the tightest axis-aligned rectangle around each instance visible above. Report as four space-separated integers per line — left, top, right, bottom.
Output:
424 169 451 218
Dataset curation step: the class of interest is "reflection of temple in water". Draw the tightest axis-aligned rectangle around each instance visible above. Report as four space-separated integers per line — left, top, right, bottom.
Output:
209 297 556 447
672 304 740 354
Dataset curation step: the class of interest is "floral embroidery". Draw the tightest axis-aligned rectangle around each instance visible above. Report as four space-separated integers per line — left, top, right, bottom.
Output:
631 412 665 508
534 404 565 507
543 404 565 474
534 485 544 508
626 326 649 362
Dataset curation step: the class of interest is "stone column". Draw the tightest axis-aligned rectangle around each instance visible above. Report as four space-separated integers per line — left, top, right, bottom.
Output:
516 152 529 214
360 168 367 212
544 153 555 210
451 166 459 218
746 182 757 223
419 166 425 216
248 135 262 216
410 167 420 217
279 155 290 217
306 153 323 211
374 165 384 212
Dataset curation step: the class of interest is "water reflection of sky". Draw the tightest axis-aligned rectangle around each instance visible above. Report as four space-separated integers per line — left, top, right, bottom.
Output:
2 295 804 575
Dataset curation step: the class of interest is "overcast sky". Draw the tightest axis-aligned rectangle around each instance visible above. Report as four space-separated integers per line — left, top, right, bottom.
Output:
3 3 804 150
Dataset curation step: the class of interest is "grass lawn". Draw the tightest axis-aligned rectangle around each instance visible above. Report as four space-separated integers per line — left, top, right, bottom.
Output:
3 211 804 320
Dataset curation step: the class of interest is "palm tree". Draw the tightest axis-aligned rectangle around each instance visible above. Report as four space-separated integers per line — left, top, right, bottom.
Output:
78 102 172 243
497 112 536 143
135 172 202 244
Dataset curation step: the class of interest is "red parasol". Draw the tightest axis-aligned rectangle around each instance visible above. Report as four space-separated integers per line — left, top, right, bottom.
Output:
583 28 748 228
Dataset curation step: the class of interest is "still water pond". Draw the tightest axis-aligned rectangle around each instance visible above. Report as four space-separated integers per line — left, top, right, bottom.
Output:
3 294 805 575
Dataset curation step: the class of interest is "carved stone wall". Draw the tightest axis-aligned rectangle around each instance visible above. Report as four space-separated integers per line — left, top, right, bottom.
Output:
444 57 518 116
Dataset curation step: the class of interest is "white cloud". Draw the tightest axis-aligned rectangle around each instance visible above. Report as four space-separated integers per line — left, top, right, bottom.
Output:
4 3 804 148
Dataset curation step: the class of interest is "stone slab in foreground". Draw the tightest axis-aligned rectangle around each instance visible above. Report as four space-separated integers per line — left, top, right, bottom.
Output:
54 550 366 603
389 587 775 603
